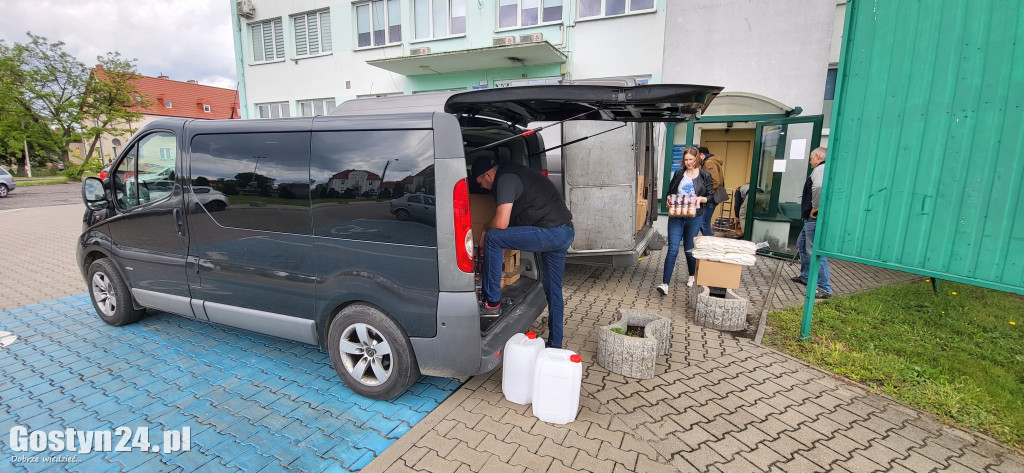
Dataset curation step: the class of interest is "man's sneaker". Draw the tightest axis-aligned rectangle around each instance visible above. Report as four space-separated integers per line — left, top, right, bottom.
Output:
687 276 695 287
656 283 669 295
814 289 832 299
479 300 501 315
791 276 807 285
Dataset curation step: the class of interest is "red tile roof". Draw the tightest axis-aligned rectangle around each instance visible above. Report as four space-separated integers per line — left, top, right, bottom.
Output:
330 170 382 180
95 67 240 119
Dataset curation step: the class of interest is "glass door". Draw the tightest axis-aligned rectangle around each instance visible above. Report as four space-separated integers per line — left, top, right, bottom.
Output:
744 115 823 255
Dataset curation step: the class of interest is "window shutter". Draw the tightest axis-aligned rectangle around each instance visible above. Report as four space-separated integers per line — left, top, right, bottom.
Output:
308 14 320 55
274 19 285 59
252 24 264 61
320 11 332 52
295 15 308 56
262 23 274 61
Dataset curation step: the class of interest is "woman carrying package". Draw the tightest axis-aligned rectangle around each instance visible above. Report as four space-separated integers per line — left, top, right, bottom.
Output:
657 147 713 295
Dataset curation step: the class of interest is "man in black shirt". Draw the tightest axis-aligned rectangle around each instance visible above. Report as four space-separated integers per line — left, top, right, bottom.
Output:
471 154 575 349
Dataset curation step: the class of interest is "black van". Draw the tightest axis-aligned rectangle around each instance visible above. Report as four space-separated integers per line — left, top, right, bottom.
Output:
77 85 720 399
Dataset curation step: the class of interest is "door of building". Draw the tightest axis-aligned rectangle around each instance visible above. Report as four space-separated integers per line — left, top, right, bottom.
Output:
744 115 823 255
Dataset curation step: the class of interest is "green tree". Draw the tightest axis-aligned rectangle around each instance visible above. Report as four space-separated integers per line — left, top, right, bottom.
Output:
13 33 146 178
0 40 63 172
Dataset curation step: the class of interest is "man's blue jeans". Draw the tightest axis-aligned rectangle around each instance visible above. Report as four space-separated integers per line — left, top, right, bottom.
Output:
663 216 703 285
797 219 832 294
482 224 575 348
701 201 718 236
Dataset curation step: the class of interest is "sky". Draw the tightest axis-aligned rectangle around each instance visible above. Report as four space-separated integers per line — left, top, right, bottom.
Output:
0 0 237 89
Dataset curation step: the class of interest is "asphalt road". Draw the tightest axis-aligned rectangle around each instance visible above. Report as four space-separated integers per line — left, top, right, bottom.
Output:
0 182 84 211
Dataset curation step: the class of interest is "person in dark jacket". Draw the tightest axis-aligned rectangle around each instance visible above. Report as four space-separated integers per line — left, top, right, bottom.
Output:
472 154 575 348
657 147 713 295
792 146 832 298
698 146 725 236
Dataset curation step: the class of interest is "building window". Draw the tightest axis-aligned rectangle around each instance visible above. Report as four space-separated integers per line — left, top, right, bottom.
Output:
165 100 173 108
299 98 337 116
251 18 285 62
414 0 466 40
356 0 401 48
823 67 837 128
294 10 332 57
499 0 563 28
203 104 212 113
578 0 653 18
256 102 290 118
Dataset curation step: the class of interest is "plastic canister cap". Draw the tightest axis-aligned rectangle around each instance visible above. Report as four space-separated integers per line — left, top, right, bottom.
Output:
570 354 582 363
525 332 536 339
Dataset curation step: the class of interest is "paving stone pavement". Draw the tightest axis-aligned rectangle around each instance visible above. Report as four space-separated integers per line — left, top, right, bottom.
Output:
364 249 1024 472
4 204 1023 472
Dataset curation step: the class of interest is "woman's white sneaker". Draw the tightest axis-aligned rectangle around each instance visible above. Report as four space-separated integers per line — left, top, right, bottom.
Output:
687 276 695 287
656 283 669 295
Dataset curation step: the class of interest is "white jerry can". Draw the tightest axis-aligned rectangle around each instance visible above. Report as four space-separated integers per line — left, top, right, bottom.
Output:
531 348 583 424
502 332 546 404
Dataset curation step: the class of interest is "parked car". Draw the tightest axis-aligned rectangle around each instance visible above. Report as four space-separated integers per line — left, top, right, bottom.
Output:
191 186 228 212
390 193 435 223
77 84 719 399
98 163 111 181
0 167 16 198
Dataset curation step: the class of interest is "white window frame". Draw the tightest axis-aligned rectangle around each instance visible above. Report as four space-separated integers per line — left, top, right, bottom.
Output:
355 0 402 49
203 104 212 113
250 18 285 63
298 98 337 117
164 100 173 108
293 9 332 57
497 0 564 29
256 102 291 119
413 0 466 41
577 0 655 19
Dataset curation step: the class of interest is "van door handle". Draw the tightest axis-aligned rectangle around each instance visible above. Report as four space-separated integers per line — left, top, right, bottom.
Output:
173 208 184 236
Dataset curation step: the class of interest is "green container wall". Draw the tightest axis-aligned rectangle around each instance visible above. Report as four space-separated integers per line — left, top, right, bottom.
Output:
820 0 1024 294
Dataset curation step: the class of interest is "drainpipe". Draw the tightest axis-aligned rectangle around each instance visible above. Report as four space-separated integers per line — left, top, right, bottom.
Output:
230 0 249 118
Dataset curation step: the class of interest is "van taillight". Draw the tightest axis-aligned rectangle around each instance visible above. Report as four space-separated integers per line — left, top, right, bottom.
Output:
453 178 474 273
541 169 549 177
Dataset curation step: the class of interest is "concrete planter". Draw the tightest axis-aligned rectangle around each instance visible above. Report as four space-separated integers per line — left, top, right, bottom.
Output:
694 287 748 331
597 309 672 379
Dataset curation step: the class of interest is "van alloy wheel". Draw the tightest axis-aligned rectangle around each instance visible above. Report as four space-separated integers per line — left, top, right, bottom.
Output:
337 323 392 386
87 259 146 326
91 271 117 317
328 304 418 400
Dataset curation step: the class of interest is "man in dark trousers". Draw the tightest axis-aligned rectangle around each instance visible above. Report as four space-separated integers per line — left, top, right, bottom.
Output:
793 146 832 298
699 146 725 236
471 154 575 348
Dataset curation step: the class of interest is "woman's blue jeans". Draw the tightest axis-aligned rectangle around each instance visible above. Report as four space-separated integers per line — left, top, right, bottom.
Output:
482 224 575 347
663 216 703 285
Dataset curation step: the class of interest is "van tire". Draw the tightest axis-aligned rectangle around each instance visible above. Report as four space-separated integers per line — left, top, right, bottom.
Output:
328 304 419 400
88 259 145 326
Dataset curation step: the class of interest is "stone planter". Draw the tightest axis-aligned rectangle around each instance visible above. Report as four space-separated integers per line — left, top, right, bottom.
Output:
597 309 672 379
694 287 748 331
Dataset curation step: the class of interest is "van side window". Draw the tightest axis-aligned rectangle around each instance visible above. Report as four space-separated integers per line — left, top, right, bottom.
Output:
114 131 176 209
310 130 436 246
189 132 312 234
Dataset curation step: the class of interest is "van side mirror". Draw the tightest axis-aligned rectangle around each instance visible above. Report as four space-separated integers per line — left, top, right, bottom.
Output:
82 177 107 210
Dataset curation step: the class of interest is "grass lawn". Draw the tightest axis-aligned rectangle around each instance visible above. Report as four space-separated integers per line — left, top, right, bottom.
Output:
763 280 1024 449
14 177 69 186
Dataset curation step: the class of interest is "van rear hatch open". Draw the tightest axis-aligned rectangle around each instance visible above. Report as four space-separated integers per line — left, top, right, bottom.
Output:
444 84 723 126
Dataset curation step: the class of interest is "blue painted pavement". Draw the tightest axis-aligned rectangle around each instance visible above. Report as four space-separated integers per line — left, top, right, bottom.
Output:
0 294 462 472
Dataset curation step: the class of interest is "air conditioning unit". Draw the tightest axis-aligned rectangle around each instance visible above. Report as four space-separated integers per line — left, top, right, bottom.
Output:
409 47 431 56
519 33 544 43
236 0 255 19
492 36 516 46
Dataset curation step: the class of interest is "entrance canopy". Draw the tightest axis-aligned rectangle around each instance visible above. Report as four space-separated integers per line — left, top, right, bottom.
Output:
367 42 567 76
702 92 797 118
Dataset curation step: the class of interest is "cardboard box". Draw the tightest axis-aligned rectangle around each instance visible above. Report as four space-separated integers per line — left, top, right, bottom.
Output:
637 173 645 201
470 194 496 245
502 249 520 275
636 199 648 232
501 272 520 286
695 259 743 289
